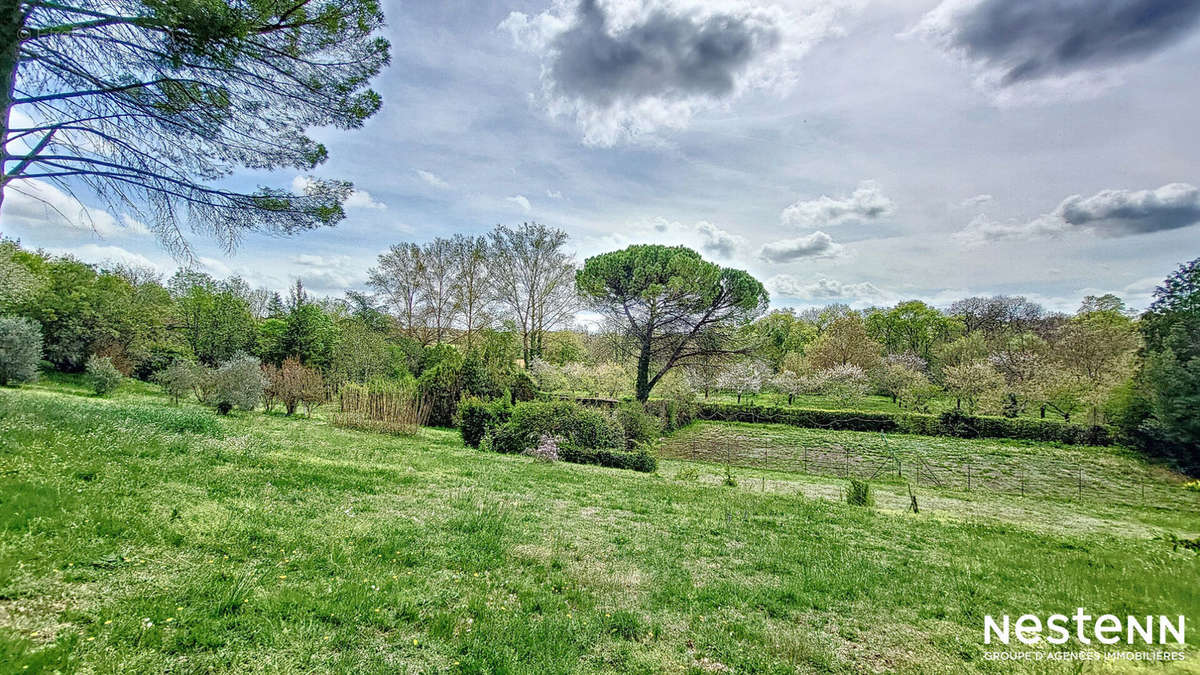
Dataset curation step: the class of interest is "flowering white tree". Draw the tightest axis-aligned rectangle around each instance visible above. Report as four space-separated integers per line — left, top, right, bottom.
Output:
563 361 600 396
943 360 1004 414
769 371 808 406
719 360 769 404
595 362 630 399
528 357 567 393
817 364 869 409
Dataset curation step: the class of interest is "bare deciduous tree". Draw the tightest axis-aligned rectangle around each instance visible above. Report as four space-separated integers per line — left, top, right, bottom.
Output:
368 243 426 342
489 222 577 366
448 234 493 349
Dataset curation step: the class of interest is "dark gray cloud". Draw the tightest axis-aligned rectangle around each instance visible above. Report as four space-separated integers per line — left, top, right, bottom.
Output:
956 183 1200 244
549 0 780 107
1058 183 1200 235
917 0 1200 85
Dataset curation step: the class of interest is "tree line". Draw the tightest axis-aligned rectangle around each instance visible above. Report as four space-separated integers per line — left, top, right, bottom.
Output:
0 231 1194 461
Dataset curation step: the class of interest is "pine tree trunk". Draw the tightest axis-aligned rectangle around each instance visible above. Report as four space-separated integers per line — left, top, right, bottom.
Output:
635 341 652 402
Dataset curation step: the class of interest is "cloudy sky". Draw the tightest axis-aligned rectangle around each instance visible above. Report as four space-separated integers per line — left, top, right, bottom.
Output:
4 0 1200 313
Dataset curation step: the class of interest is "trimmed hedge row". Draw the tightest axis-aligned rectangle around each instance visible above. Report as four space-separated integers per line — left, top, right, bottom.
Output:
692 403 1112 446
558 445 657 473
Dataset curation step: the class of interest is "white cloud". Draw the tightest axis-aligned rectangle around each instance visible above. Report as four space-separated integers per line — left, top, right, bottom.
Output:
695 221 744 259
767 273 894 306
416 169 450 190
959 194 994 209
344 190 386 210
45 244 165 272
546 189 564 199
2 178 151 238
289 253 366 292
781 181 895 227
292 175 385 210
577 217 747 263
758 231 843 262
198 256 234 278
506 194 532 212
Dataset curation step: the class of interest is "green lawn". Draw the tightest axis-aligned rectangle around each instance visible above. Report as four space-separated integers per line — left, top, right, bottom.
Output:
1 381 1198 672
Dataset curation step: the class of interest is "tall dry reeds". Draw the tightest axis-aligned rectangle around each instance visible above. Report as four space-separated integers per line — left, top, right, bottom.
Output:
333 381 430 435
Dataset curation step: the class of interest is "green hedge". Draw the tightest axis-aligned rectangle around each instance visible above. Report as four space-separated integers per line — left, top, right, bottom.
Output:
693 403 1112 446
558 445 657 473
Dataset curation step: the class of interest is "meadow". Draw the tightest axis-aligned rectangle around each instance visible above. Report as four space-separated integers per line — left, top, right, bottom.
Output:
1 380 1198 673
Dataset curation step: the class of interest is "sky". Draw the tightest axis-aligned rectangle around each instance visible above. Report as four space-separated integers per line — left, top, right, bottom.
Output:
3 0 1200 315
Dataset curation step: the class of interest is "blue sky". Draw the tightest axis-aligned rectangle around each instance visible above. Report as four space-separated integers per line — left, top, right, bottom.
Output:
3 0 1200 313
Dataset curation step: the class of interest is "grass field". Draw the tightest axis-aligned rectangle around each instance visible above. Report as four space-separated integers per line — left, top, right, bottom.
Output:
2 380 1198 672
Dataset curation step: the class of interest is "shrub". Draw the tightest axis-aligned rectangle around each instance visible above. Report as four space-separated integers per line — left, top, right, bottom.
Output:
264 357 324 415
642 397 697 433
492 401 623 455
207 354 266 413
510 369 538 402
335 380 429 435
614 403 662 448
154 360 200 404
459 396 512 448
0 316 42 386
417 347 465 427
845 479 874 507
485 400 656 472
86 354 124 396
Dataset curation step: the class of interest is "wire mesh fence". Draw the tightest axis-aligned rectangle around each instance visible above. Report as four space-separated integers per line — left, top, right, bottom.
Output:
661 424 1200 514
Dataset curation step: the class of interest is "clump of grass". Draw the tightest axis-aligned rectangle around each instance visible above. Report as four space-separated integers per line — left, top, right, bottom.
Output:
118 404 221 435
845 479 874 507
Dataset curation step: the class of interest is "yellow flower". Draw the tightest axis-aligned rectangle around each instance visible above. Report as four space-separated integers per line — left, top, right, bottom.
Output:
278 574 287 579
412 638 419 645
104 620 112 625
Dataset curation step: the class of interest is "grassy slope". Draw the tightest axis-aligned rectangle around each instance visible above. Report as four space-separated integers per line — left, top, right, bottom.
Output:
0 382 1197 673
